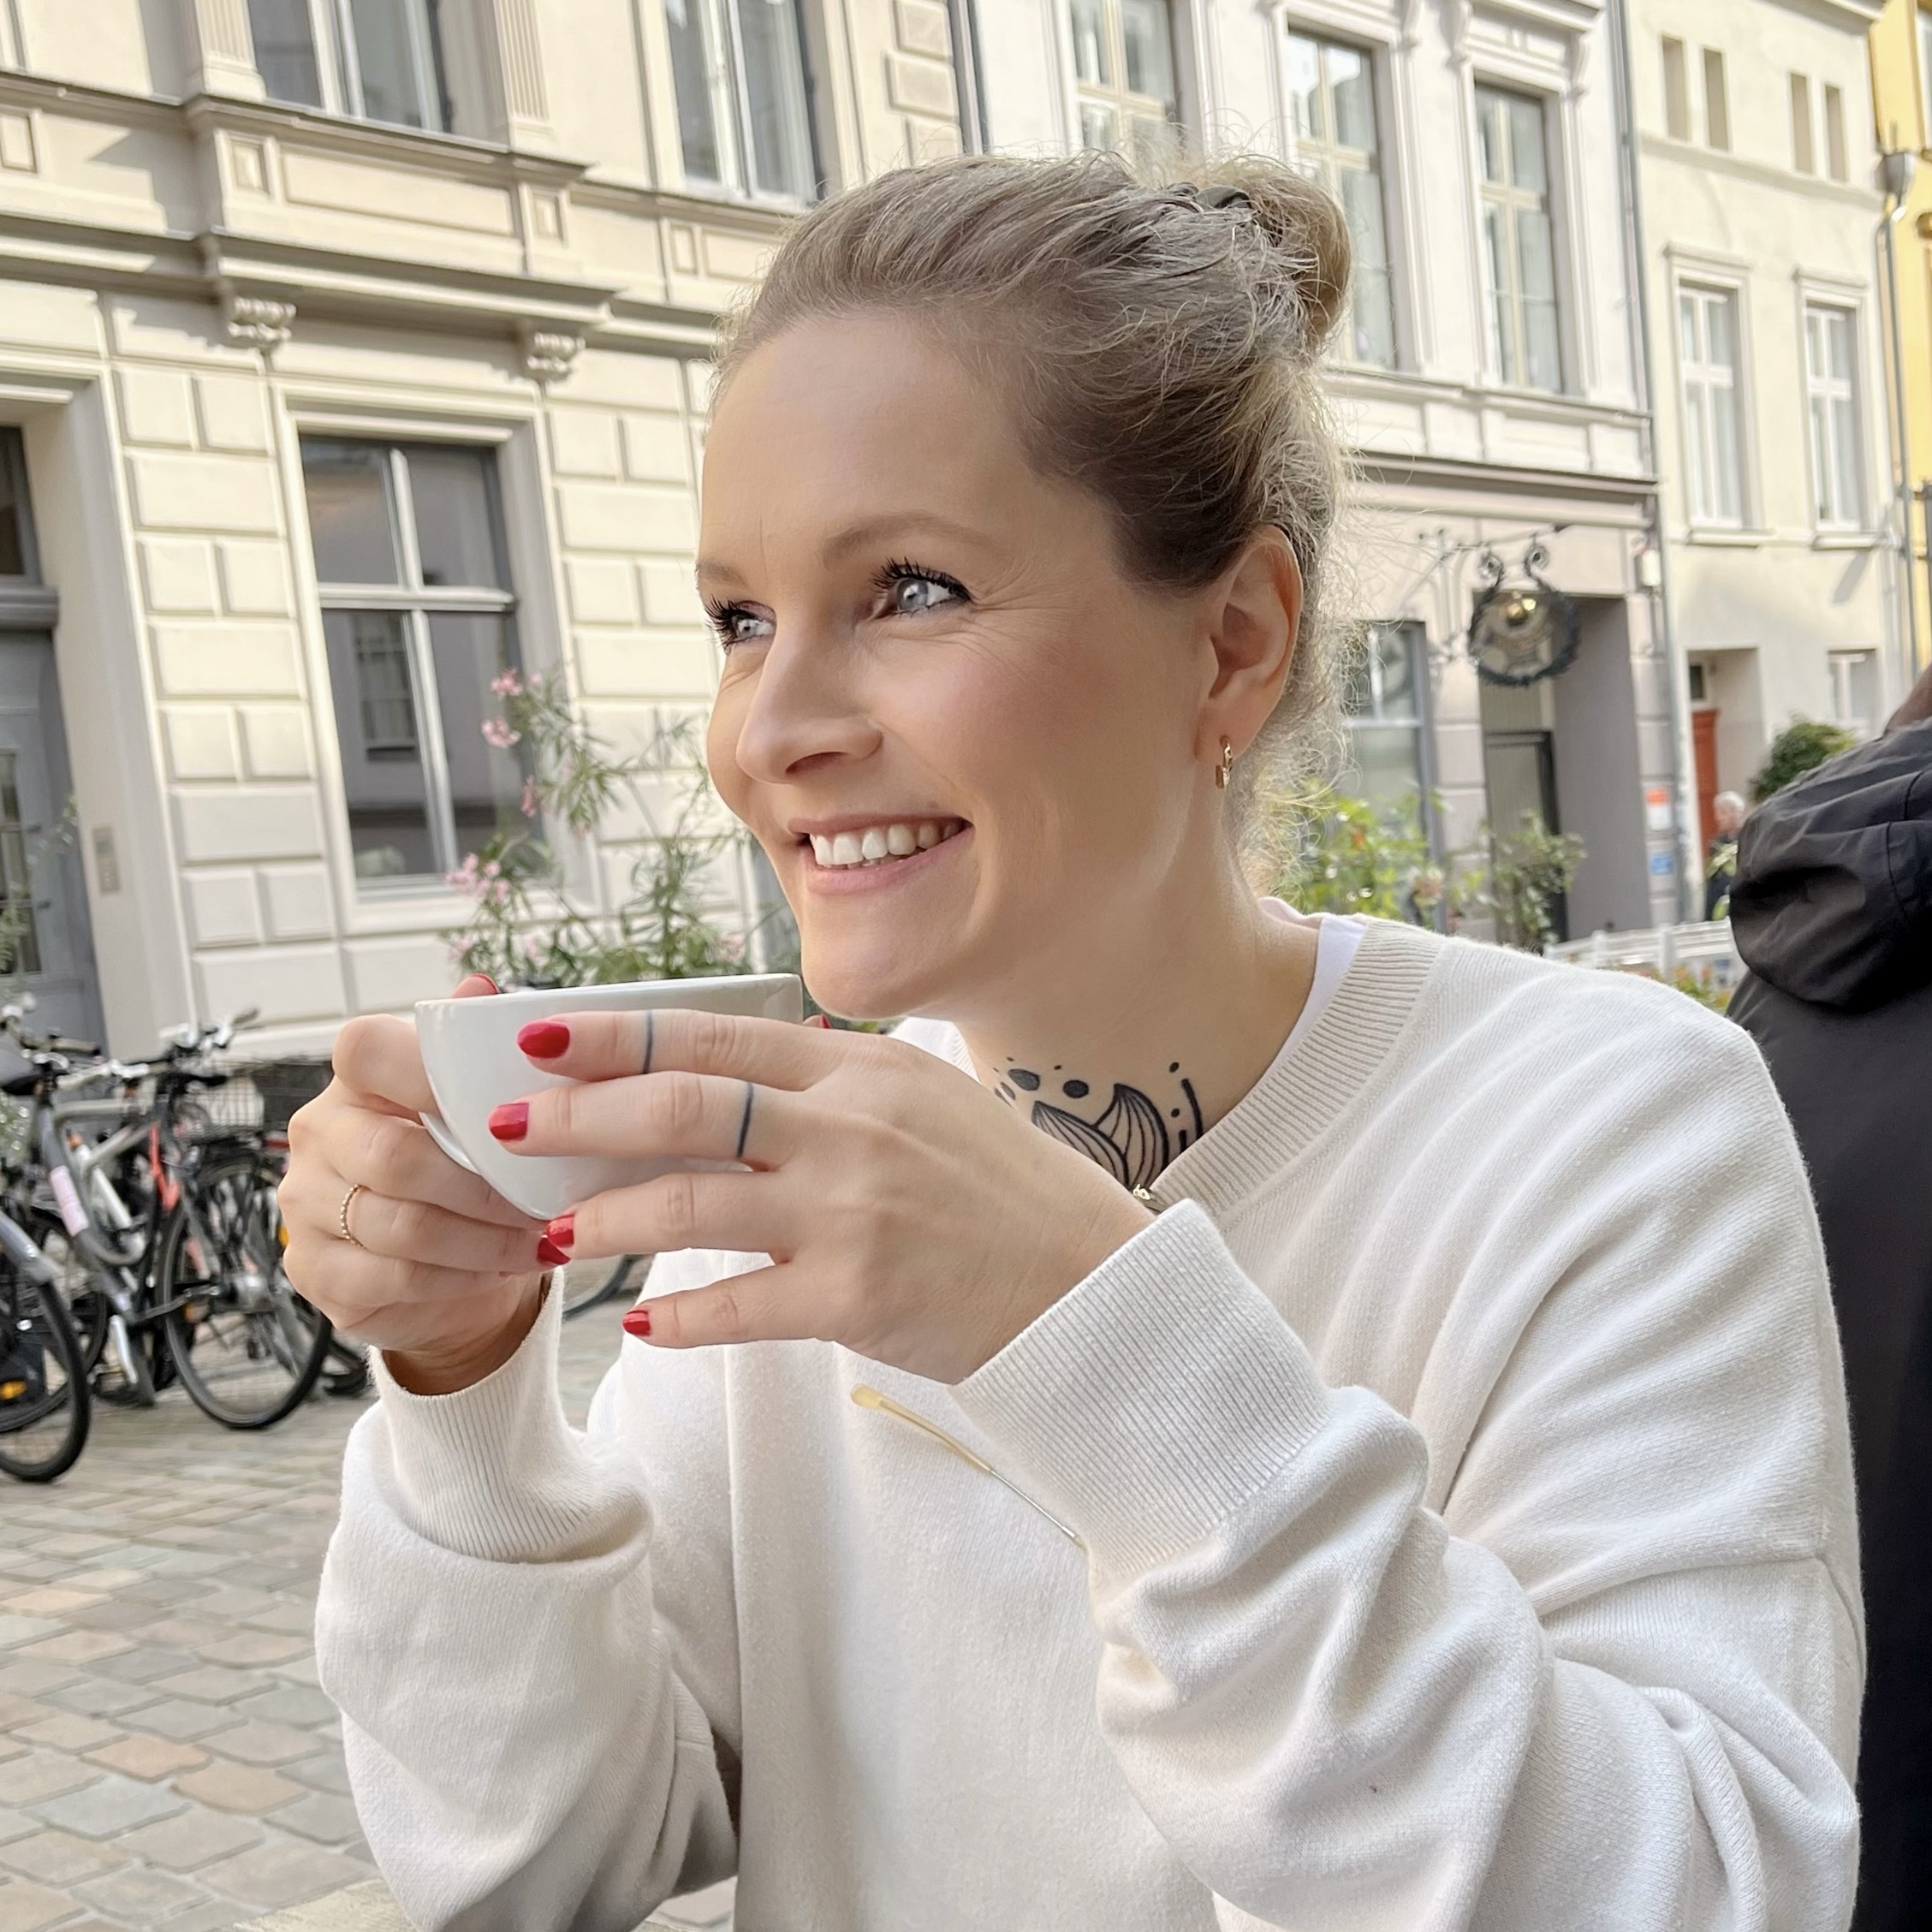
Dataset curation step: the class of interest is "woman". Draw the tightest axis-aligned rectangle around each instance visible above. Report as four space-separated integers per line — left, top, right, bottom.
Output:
285 156 1859 1931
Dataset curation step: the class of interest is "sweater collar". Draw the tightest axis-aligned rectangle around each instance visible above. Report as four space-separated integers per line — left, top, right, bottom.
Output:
1136 917 1442 1222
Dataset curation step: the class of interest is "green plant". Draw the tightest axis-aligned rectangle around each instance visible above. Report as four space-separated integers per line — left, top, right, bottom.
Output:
1750 720 1855 803
1464 811 1585 954
444 670 774 989
1248 775 1443 923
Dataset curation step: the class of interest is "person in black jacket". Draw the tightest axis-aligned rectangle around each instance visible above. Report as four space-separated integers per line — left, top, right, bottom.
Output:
1729 669 1932 1932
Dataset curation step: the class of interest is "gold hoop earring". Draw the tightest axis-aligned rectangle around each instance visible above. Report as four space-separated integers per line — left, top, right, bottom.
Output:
1214 740 1234 790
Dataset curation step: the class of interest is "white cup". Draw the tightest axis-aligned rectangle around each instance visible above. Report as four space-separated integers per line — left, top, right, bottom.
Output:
414 973 804 1222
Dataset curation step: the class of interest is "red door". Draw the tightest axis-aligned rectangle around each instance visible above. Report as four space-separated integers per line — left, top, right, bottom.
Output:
1691 707 1719 854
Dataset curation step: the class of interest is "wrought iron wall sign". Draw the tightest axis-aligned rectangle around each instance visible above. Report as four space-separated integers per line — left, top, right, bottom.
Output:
1466 543 1580 687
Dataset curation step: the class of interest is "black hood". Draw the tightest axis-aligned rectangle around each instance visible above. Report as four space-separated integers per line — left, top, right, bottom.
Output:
1730 718 1932 1012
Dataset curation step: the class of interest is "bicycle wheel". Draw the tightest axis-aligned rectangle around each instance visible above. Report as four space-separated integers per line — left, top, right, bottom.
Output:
29 1219 109 1374
0 1251 90 1482
157 1146 331 1429
560 1254 645 1318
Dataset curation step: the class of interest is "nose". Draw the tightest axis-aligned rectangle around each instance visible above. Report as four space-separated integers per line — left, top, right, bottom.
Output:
728 626 882 784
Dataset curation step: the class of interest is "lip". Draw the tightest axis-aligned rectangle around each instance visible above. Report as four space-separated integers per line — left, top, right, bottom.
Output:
799 823 972 895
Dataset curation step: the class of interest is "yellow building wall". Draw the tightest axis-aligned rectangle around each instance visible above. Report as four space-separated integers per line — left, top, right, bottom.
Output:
1875 0 1932 676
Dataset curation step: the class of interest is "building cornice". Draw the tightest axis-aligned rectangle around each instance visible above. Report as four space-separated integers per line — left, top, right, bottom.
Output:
1350 448 1659 506
1638 132 1882 210
1328 365 1651 437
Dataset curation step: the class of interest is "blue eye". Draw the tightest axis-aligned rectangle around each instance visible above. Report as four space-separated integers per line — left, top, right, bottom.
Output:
877 560 970 617
706 603 774 648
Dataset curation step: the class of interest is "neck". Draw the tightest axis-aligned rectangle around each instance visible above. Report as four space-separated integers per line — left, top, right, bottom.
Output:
949 853 1319 1192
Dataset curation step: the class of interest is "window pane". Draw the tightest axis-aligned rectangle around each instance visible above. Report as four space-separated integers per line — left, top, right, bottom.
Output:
324 610 437 879
1072 0 1111 87
1662 38 1689 141
1483 204 1512 378
1810 393 1834 520
1705 292 1735 371
1825 309 1852 382
303 442 401 586
1678 291 1699 363
1342 724 1425 815
665 0 723 183
734 0 815 199
1477 90 1506 184
1338 165 1394 367
1685 383 1711 520
407 447 504 590
1079 99 1117 152
1831 395 1859 523
1507 95 1547 193
428 614 529 862
1328 45 1375 153
1120 0 1174 107
1703 48 1729 150
348 0 442 129
1369 625 1418 719
1824 86 1846 181
0 435 26 579
1711 383 1740 520
247 0 324 106
1287 34 1321 140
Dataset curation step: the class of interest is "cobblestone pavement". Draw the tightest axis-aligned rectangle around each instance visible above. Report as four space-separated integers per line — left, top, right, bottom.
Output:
0 1298 734 1932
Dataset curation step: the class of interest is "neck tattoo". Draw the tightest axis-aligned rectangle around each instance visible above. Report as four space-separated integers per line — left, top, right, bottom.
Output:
995 1059 1204 1192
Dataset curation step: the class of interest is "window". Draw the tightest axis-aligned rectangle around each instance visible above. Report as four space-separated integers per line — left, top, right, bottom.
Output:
245 0 449 130
1678 284 1745 526
1703 48 1729 151
1829 650 1879 738
1070 0 1180 168
1287 33 1394 369
1804 304 1863 530
1341 622 1430 822
301 440 530 884
1823 85 1846 181
0 431 33 582
1662 37 1689 140
663 0 817 201
1789 74 1813 174
1476 86 1561 393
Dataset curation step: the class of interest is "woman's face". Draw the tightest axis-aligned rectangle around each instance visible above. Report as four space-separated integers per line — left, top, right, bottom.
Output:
700 313 1249 1023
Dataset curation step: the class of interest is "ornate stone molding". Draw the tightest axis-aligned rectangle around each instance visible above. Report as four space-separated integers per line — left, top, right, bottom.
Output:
223 290 295 353
520 326 582 385
183 0 268 99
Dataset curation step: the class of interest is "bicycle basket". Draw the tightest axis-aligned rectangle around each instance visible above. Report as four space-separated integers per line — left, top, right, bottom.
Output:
236 1058 332 1134
173 1074 265 1138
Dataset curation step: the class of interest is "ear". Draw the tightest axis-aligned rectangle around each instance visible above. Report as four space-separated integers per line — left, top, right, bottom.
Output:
1195 528 1304 766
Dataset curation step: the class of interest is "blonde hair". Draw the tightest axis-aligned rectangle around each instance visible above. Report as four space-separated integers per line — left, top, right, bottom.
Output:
716 151 1354 800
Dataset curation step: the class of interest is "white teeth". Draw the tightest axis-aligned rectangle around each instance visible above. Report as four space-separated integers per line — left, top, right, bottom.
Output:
811 819 962 868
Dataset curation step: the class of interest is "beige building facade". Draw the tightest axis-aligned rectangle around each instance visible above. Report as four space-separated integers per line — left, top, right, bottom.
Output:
0 0 963 1054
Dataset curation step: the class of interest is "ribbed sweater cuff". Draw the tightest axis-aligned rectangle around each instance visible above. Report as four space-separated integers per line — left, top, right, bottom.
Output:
371 1281 633 1564
954 1200 1332 1574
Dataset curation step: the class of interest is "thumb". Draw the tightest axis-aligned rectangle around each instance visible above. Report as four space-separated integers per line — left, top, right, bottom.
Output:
453 972 500 1001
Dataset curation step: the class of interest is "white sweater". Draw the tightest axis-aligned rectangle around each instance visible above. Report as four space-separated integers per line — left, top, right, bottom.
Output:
317 918 1862 1932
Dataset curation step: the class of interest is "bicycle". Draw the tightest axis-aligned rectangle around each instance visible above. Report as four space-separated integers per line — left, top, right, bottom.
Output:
560 1252 649 1318
0 1005 335 1430
0 1202 89 1482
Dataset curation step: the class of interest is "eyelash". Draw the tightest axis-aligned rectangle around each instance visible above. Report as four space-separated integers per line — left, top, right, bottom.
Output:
704 561 972 651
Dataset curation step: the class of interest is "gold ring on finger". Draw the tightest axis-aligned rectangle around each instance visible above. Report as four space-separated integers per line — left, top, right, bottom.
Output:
338 1181 368 1249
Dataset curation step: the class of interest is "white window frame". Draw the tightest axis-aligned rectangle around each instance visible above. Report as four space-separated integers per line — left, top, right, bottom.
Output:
1922 6 1932 146
249 0 448 130
1473 82 1565 395
1283 25 1399 372
660 0 819 205
1828 649 1879 738
1802 300 1864 532
1062 0 1183 168
1676 280 1749 529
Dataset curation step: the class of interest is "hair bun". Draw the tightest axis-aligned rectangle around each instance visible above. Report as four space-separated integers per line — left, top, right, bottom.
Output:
1188 160 1353 354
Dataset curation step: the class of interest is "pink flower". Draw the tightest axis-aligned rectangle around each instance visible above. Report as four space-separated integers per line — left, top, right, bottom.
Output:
490 669 524 698
482 718 520 751
520 777 538 819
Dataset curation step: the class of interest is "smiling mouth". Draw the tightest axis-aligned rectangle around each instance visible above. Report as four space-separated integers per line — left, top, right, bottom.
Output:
802 819 968 871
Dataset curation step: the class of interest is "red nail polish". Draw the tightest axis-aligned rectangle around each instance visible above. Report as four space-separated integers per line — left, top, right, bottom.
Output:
545 1214 574 1252
809 1014 832 1029
622 1305 652 1340
488 1101 529 1142
519 1020 570 1060
537 1236 569 1267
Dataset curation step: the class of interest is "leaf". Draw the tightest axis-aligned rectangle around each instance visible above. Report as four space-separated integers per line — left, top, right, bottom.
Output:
1031 1101 1131 1188
1093 1084 1169 1191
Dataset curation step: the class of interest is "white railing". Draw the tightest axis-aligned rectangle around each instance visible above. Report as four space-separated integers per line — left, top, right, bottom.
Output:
1548 920 1744 1001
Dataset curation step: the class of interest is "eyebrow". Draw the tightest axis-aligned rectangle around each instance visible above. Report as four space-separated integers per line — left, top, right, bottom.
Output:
695 511 989 588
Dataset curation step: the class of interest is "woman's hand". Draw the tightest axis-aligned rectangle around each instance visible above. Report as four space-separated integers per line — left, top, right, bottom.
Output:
490 1010 1154 1383
279 976 556 1395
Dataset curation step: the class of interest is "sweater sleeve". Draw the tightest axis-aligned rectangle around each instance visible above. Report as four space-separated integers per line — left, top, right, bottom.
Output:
314 1251 744 1932
951 1018 1861 1932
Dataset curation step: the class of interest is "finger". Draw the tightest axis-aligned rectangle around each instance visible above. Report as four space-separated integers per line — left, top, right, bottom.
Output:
284 1233 538 1314
294 1110 540 1229
454 973 498 998
496 1070 800 1168
332 1013 437 1114
627 1261 812 1349
511 1007 847 1092
338 1186 559 1275
568 1169 789 1263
